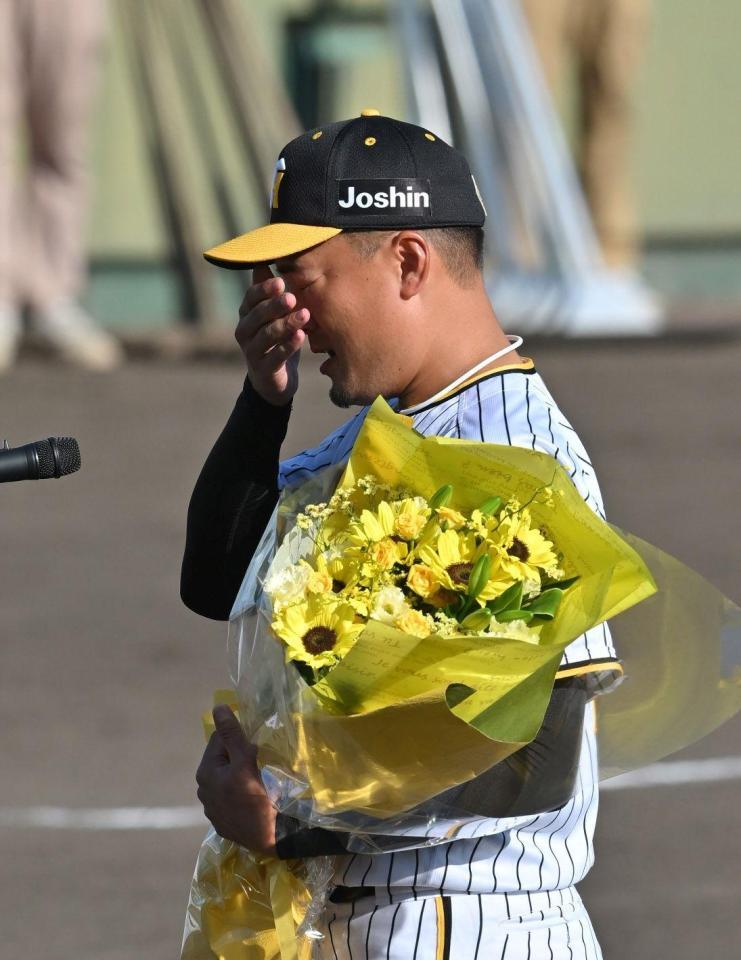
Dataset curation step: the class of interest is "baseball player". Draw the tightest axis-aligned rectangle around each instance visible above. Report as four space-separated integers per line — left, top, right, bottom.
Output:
186 112 621 958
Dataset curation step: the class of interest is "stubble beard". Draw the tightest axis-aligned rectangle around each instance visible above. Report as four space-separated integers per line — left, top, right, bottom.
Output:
329 371 378 409
328 353 395 408
329 382 368 408
329 383 354 408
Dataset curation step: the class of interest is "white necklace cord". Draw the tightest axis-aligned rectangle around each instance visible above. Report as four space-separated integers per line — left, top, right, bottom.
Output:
399 335 524 415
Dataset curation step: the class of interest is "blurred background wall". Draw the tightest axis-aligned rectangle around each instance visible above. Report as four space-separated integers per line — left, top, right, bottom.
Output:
3 5 740 957
87 0 741 332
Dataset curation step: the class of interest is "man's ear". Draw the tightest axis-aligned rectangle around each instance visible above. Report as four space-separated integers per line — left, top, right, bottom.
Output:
393 232 430 300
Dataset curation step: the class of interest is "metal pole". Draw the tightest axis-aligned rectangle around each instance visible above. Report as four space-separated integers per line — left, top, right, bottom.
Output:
391 0 452 144
472 0 603 274
428 0 517 267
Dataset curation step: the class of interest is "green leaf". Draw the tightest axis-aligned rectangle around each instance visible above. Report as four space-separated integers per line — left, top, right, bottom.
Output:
467 554 491 598
542 574 580 592
454 658 558 742
429 483 453 509
488 581 523 614
495 609 534 624
478 495 503 516
292 660 319 686
460 608 491 630
443 594 467 619
455 596 477 621
523 588 563 619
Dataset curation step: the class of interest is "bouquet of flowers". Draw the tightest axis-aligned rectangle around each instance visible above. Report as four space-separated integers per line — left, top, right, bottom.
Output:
235 399 653 821
182 398 741 960
269 473 579 680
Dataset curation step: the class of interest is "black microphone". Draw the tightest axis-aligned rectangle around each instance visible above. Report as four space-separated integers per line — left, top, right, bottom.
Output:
0 437 81 483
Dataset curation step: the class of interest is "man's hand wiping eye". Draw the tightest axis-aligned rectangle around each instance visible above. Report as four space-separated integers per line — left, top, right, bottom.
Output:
235 265 309 407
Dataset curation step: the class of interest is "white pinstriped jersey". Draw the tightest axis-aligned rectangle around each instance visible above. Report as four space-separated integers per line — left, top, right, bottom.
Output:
278 358 618 907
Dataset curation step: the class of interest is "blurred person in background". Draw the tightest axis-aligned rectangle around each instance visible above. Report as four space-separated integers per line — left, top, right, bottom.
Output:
521 0 649 269
0 0 122 372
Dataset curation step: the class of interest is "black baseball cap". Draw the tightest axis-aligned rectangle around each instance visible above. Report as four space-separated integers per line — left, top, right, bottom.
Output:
203 109 486 269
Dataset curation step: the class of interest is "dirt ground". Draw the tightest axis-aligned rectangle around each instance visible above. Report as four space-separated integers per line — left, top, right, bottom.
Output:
1 334 739 958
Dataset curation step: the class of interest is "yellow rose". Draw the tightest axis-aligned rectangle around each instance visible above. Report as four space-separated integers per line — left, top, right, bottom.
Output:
406 563 439 598
395 512 427 540
371 538 400 570
394 608 432 638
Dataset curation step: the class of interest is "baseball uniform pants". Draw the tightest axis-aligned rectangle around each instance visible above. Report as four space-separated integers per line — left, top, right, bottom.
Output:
317 885 602 959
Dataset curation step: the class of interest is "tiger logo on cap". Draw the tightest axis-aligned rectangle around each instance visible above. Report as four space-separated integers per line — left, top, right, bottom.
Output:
271 157 286 210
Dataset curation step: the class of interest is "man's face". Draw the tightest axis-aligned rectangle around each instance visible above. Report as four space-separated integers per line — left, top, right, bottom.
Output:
275 234 415 408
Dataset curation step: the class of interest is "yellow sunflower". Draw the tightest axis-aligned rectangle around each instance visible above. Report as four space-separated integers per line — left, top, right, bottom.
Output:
271 597 364 670
352 501 396 543
492 509 559 583
417 528 477 591
348 497 431 544
343 502 409 579
419 528 515 604
313 549 356 595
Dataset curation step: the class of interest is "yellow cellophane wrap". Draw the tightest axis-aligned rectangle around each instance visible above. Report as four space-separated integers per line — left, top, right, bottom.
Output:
182 694 318 960
595 531 741 776
180 833 313 960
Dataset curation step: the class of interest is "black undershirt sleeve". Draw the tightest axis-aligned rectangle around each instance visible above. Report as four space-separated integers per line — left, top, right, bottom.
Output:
275 818 349 860
180 376 292 621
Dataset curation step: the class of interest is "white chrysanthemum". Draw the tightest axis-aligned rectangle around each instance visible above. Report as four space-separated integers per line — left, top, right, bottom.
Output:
265 562 311 609
432 611 463 638
488 616 539 644
523 577 542 598
370 585 408 624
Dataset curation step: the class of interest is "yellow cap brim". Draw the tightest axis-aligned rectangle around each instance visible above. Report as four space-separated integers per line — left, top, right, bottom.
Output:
203 222 343 269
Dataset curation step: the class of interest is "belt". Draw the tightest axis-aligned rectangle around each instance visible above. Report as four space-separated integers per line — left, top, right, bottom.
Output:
329 885 376 904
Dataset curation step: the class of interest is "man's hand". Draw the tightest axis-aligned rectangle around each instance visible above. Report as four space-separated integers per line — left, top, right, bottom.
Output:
196 704 278 855
235 265 309 407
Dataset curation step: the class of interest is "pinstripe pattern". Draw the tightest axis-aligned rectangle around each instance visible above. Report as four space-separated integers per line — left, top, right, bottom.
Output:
317 885 603 959
280 362 609 957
